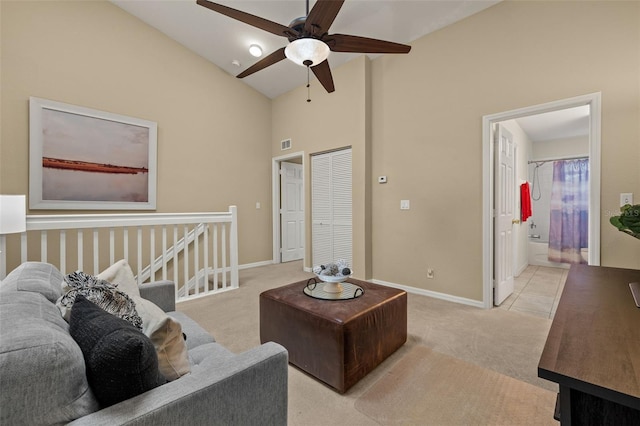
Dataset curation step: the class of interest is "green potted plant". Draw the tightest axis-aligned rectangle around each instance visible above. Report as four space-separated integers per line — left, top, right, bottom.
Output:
610 204 640 240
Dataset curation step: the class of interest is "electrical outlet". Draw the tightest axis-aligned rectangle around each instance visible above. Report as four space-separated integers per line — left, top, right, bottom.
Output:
427 268 435 279
400 200 410 210
620 193 633 207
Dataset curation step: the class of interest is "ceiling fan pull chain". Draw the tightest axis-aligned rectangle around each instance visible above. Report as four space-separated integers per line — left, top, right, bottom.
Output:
306 65 311 102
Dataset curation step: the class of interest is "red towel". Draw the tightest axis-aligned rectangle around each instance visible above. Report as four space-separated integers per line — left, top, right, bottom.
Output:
521 182 532 222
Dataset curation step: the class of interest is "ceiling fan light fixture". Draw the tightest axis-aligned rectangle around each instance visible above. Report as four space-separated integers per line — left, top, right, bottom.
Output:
285 38 330 67
248 44 263 57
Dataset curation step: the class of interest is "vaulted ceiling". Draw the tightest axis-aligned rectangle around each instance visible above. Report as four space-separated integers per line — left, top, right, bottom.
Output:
111 0 500 99
110 1 590 140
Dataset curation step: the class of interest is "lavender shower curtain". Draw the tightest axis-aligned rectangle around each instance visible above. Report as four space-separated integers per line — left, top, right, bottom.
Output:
548 159 589 264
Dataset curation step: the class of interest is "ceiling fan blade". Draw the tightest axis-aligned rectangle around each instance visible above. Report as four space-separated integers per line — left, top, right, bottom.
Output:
237 47 287 78
311 60 335 93
305 0 345 36
327 34 411 54
196 0 296 38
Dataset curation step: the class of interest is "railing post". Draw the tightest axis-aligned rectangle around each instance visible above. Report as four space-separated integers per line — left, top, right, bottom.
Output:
229 205 239 288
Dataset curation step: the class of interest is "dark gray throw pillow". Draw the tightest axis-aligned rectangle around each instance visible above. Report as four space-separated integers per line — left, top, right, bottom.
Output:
69 295 166 407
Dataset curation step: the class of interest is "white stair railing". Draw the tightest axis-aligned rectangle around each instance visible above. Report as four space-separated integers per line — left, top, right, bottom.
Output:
138 222 205 285
0 206 239 303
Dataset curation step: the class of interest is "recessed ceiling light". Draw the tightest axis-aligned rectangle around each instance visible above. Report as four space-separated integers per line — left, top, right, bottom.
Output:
249 44 263 58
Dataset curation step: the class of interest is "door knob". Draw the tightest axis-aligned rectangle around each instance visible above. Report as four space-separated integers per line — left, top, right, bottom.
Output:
512 219 521 224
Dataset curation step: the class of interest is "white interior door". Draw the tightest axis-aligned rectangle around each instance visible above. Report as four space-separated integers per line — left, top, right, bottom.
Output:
494 124 516 305
280 162 304 262
311 149 352 268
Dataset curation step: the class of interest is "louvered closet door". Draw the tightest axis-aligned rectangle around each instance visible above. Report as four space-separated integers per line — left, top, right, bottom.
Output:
311 149 352 268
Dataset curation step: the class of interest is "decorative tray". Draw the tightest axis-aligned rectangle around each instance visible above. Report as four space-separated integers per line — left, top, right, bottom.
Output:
303 277 364 300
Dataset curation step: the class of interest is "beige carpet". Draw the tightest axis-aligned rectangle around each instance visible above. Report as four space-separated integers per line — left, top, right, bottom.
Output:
354 346 556 425
178 261 558 425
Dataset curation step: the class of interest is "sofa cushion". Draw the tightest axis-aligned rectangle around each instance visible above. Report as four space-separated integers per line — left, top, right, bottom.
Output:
69 295 165 407
0 290 100 425
97 260 190 381
188 342 234 367
0 261 63 302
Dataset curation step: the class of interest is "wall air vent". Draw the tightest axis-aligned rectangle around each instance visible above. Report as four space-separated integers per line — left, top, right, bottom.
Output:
281 139 292 150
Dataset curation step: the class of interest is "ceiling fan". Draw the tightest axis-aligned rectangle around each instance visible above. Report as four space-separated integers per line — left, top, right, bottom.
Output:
196 0 411 94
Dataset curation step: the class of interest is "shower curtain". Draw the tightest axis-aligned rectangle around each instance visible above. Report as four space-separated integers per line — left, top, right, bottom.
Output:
548 159 589 264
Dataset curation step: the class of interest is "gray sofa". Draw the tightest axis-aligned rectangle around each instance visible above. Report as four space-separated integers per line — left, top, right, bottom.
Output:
0 262 288 426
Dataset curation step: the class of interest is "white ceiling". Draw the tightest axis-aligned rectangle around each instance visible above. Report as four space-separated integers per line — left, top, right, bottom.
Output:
515 105 590 143
111 0 500 99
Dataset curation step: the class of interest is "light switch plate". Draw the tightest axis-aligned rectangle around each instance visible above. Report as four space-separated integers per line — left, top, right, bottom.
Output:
400 200 410 210
621 193 633 207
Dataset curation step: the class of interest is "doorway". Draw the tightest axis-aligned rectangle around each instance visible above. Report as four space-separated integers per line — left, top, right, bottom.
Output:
482 93 601 309
272 151 305 264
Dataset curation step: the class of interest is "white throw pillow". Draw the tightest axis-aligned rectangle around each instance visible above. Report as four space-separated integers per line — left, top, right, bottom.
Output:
97 260 190 381
97 259 140 297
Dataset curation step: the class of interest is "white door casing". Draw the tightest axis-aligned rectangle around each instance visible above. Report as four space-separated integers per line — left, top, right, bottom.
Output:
311 149 353 268
482 93 601 309
494 124 515 305
280 162 304 262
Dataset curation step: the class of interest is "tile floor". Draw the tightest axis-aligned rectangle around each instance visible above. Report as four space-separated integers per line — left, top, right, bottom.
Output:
497 265 568 319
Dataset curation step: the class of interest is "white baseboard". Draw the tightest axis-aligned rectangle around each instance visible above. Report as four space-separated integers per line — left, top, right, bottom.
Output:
238 262 485 309
239 260 274 270
370 278 485 309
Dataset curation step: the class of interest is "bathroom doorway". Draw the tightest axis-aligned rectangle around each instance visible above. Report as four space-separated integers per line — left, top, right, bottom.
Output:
481 93 601 309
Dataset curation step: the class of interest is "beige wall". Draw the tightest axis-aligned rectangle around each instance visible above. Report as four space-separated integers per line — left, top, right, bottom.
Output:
369 0 639 301
271 56 372 278
273 0 640 302
1 1 273 266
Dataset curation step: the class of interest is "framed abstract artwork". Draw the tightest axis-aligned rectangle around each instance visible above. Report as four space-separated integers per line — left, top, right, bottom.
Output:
29 97 157 210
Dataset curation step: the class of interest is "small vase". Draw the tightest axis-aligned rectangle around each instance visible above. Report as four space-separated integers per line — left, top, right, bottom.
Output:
323 282 344 293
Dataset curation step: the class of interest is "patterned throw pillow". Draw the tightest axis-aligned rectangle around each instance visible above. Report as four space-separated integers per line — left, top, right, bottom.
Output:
57 271 143 331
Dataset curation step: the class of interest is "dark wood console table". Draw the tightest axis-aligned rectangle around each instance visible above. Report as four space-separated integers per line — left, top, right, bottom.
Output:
538 264 640 424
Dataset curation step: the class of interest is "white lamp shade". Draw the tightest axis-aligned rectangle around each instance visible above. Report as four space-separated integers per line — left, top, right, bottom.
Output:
285 38 330 67
0 195 26 234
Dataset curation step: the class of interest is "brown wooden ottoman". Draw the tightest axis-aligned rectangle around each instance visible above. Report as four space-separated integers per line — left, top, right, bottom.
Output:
259 278 407 393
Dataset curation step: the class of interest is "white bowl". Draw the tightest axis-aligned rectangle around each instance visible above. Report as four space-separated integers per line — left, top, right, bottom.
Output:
315 273 352 283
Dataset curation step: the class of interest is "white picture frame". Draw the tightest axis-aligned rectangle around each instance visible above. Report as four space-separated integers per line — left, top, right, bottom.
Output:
29 97 157 210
